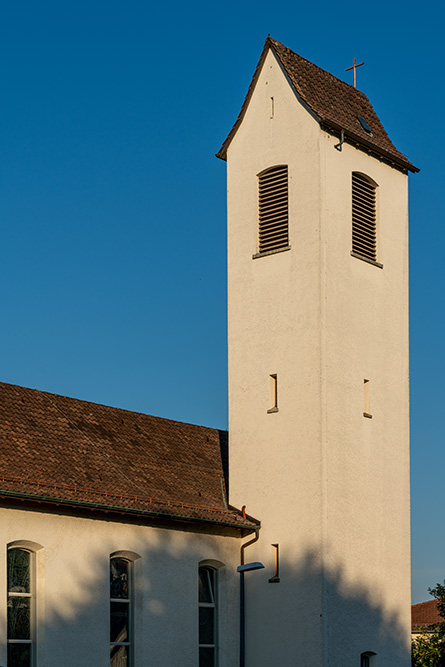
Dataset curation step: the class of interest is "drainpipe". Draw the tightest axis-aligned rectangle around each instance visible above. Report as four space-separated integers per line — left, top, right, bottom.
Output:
334 128 345 151
238 526 261 667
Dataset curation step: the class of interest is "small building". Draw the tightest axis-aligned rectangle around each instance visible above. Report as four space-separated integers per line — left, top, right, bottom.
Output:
412 600 445 637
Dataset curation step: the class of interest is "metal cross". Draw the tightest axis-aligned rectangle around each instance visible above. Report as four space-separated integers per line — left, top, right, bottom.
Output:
345 57 364 88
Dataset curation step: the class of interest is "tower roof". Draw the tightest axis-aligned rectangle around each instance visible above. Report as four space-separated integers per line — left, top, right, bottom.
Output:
217 37 418 173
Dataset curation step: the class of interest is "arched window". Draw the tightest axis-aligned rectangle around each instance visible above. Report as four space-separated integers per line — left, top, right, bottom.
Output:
361 650 377 666
7 547 34 667
352 172 377 262
199 566 217 667
257 165 289 254
110 556 132 667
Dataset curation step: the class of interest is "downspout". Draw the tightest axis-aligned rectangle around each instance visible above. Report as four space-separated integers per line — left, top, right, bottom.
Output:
239 526 260 667
334 128 345 151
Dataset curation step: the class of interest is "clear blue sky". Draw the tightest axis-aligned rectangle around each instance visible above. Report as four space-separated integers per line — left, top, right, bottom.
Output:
0 0 442 604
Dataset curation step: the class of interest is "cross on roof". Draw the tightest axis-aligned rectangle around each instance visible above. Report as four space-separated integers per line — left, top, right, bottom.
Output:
345 57 364 88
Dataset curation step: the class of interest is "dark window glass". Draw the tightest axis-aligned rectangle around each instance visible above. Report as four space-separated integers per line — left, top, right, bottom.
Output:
110 601 129 643
7 643 31 667
8 549 30 593
199 566 217 667
199 606 215 645
110 557 132 667
110 644 129 667
199 647 215 667
7 547 33 665
199 568 214 604
8 597 31 640
110 558 129 600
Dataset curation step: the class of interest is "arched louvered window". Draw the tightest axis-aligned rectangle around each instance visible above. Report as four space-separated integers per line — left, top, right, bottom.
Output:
352 172 377 262
258 165 289 254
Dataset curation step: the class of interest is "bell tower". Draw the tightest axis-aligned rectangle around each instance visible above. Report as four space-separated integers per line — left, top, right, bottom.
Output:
218 38 418 666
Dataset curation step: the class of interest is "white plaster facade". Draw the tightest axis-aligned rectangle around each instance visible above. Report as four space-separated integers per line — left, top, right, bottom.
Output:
225 46 411 666
0 507 241 667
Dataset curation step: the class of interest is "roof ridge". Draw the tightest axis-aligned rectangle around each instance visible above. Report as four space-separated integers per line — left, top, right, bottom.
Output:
267 37 368 98
0 380 225 433
217 37 418 172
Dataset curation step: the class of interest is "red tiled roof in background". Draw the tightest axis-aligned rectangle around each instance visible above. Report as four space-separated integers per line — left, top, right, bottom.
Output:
0 382 257 531
412 600 445 632
217 37 418 174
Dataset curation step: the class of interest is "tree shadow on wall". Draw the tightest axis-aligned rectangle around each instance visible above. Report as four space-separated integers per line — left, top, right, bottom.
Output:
244 546 410 667
5 517 411 667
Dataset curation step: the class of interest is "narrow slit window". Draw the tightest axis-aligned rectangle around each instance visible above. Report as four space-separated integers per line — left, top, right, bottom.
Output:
268 374 278 413
258 166 288 254
363 379 372 418
7 548 33 667
352 172 377 262
270 97 274 118
361 651 376 666
199 566 217 667
110 557 132 667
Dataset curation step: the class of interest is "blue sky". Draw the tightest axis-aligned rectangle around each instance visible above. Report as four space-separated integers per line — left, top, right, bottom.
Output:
0 0 443 604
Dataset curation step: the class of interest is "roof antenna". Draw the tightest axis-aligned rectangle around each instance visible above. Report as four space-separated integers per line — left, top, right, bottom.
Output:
345 57 364 88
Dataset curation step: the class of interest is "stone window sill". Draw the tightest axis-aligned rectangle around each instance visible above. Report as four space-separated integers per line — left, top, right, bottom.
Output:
351 251 383 269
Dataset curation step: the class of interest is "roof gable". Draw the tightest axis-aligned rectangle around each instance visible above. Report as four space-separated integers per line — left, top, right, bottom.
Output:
217 38 418 173
0 381 256 531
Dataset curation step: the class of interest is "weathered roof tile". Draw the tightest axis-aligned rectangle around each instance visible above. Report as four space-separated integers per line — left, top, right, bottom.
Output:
0 381 256 530
217 37 418 173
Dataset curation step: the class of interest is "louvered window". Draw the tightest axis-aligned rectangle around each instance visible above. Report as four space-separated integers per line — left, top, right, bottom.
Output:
352 173 377 262
258 166 289 254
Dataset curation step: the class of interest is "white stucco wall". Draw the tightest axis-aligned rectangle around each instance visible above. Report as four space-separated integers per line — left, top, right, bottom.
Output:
0 507 242 667
226 47 411 666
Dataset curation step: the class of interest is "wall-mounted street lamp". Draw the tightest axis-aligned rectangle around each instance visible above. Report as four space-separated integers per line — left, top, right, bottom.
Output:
237 560 264 667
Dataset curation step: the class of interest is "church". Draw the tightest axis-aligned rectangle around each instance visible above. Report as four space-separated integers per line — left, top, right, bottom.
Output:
0 38 417 667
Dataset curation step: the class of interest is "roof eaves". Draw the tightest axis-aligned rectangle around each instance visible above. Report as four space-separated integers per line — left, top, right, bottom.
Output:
216 39 272 161
0 488 259 532
320 120 419 173
217 37 419 174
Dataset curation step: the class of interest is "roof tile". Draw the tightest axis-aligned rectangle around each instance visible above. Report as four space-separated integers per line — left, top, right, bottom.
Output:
217 37 418 173
0 382 256 530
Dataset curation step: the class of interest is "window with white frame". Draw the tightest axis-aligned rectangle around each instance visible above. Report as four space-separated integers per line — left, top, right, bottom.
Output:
199 566 217 667
110 557 132 667
361 651 376 666
7 547 34 667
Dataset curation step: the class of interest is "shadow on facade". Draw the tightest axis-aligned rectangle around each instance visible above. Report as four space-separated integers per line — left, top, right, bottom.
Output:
15 523 410 667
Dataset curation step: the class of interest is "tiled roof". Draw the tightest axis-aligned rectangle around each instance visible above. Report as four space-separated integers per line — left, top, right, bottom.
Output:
217 38 418 173
412 600 445 632
0 382 257 531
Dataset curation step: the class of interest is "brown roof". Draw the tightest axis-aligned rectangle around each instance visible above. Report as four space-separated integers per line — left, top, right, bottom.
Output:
412 600 445 632
0 381 257 531
217 38 418 173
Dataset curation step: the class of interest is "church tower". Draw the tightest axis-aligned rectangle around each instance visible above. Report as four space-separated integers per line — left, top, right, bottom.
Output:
217 39 418 666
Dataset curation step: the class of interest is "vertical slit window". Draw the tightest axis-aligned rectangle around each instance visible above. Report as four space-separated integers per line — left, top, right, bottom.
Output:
364 379 372 418
268 374 278 413
7 548 33 667
258 166 288 254
199 566 217 667
352 173 377 262
110 557 132 667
